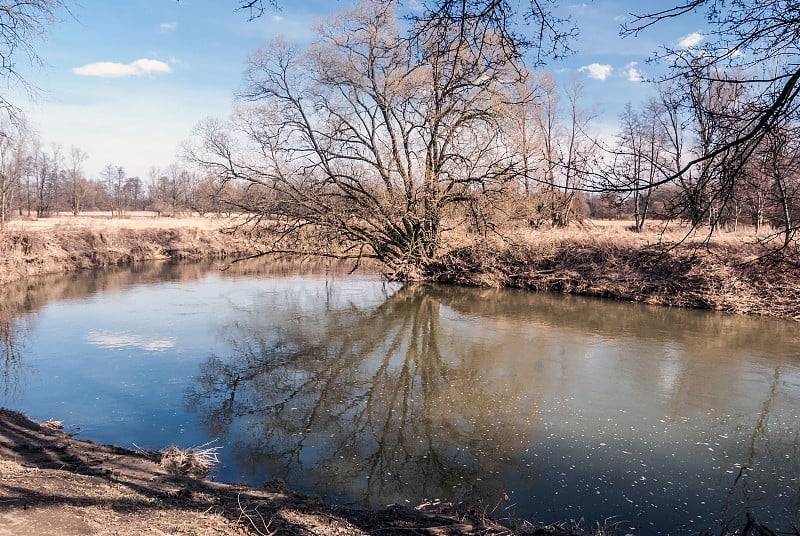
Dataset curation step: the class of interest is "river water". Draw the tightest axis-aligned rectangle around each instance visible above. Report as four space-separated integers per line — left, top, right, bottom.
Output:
1 260 798 534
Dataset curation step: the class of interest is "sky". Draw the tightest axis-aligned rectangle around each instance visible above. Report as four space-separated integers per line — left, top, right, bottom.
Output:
8 0 709 181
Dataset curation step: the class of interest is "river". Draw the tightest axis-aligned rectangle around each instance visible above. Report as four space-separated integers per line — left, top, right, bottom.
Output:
1 260 798 534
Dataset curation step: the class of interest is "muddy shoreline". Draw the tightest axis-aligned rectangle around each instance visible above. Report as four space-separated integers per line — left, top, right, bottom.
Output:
0 408 537 535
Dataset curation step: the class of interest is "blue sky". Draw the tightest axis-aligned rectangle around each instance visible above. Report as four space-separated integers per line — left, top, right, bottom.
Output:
10 0 708 180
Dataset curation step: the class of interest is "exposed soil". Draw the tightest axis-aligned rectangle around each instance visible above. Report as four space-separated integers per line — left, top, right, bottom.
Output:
0 409 546 536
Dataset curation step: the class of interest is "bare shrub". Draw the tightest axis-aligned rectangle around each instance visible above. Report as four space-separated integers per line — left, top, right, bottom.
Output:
159 441 221 478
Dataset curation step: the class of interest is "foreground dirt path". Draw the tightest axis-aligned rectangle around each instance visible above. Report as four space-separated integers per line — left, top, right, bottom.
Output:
0 409 514 535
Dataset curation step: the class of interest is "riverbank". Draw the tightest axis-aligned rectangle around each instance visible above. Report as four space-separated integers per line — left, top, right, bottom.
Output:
0 408 561 535
0 213 259 286
429 224 800 320
3 214 800 320
2 214 799 320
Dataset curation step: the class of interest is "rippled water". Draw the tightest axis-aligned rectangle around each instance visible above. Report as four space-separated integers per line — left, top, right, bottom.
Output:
1 260 799 534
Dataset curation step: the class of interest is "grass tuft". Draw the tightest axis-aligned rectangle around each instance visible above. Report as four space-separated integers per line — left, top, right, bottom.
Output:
159 440 222 478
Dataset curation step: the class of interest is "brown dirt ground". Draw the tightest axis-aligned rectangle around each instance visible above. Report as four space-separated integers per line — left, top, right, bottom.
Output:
0 409 547 536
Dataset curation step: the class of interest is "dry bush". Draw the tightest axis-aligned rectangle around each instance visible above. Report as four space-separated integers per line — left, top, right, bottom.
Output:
159 441 221 478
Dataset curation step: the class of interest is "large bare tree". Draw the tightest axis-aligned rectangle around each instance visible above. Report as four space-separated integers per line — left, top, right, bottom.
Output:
190 1 521 278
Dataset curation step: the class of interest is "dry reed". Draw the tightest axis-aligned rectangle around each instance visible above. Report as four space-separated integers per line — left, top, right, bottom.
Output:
159 440 222 478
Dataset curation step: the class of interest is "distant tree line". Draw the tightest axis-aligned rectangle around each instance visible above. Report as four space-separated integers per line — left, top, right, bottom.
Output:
0 117 247 225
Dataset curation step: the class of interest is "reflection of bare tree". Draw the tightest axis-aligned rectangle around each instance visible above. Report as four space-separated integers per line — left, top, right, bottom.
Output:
719 365 800 532
0 313 29 398
186 284 542 508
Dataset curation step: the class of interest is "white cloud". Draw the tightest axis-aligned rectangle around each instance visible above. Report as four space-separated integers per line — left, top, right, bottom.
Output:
86 331 176 352
579 63 613 80
625 61 644 82
73 59 172 78
271 14 284 23
678 32 704 48
160 21 177 31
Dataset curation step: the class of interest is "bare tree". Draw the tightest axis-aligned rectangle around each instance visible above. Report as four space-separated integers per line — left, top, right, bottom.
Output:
760 127 800 247
555 76 596 226
0 115 31 225
623 1 800 184
66 145 88 215
123 175 143 211
149 163 190 216
607 100 671 232
190 1 520 277
33 143 61 217
101 163 126 217
0 0 65 116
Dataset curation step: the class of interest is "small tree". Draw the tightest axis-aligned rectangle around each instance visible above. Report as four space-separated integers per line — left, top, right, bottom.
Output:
66 146 88 216
607 99 671 232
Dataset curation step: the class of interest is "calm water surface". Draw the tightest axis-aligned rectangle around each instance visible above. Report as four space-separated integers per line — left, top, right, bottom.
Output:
1 261 799 534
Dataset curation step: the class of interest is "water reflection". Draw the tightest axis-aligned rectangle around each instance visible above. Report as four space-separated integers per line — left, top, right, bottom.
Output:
186 284 539 506
0 258 352 396
186 281 800 534
1 261 799 534
0 310 28 398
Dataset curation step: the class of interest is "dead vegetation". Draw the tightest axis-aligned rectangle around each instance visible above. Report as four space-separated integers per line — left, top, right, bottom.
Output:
430 223 800 320
158 441 222 479
0 213 260 285
2 213 799 322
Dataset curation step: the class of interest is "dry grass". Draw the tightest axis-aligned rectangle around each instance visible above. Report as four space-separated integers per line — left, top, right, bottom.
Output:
5 211 244 232
0 212 261 285
158 441 222 479
432 220 800 320
4 212 798 320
